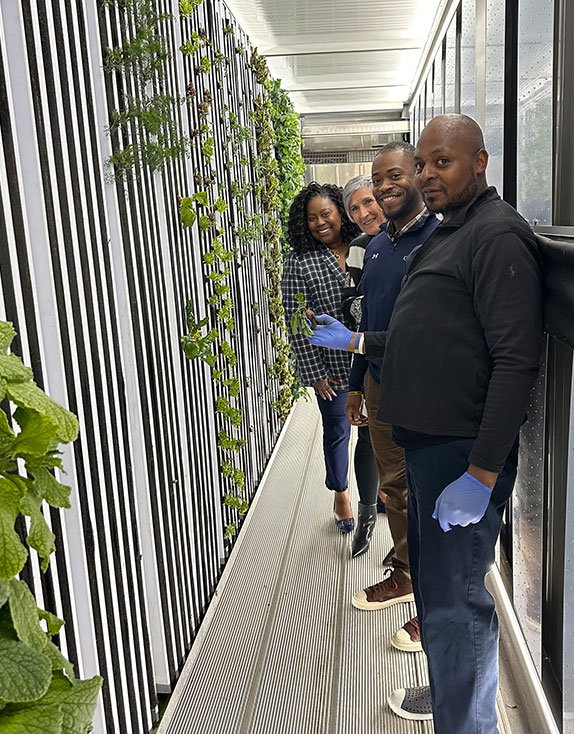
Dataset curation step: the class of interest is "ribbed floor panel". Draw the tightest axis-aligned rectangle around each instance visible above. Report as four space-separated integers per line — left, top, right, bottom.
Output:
158 397 513 734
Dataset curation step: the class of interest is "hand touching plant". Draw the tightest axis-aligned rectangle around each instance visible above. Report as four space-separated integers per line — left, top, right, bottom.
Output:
290 293 315 337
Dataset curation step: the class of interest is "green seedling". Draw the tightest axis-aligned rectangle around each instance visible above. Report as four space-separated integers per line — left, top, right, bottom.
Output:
290 293 314 337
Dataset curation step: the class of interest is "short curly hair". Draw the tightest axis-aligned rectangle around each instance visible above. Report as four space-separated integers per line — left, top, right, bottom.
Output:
286 182 360 255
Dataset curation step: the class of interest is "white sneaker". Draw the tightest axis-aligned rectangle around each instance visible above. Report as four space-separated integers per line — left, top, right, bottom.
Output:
388 686 433 721
391 616 423 652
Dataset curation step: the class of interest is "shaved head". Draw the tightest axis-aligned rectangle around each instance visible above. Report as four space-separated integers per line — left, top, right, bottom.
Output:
414 114 488 219
420 114 485 152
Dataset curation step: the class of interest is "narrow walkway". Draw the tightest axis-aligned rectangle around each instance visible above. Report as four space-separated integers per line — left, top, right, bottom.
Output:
158 397 513 734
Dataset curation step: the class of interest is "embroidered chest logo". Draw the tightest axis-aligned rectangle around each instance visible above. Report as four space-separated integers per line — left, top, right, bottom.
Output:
371 253 379 259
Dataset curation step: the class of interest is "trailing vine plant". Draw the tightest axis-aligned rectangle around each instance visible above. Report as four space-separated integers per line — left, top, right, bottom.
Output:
103 0 191 179
0 321 102 732
177 13 306 539
249 48 308 417
267 78 307 246
178 5 249 540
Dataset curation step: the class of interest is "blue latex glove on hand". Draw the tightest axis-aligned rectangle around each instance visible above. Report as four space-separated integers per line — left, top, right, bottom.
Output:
307 314 355 351
432 472 493 533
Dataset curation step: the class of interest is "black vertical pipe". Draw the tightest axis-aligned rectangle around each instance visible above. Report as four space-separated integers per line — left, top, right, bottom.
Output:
503 0 519 207
552 0 574 226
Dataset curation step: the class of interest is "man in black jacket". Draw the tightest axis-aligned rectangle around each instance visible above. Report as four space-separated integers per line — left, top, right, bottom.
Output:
308 114 543 734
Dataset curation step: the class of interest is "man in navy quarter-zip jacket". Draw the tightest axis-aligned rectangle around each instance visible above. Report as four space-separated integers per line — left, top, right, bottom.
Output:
345 144 439 639
308 114 544 734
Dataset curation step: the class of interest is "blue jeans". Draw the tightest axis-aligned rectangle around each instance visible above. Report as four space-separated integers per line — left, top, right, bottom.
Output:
316 390 351 492
405 438 518 734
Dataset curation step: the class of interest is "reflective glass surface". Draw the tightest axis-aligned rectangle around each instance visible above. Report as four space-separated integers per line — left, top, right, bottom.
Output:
434 49 443 116
513 368 545 674
484 0 505 194
516 0 553 224
461 0 476 117
445 18 457 113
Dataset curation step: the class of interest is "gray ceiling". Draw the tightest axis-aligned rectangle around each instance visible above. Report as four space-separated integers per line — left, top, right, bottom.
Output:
225 0 445 118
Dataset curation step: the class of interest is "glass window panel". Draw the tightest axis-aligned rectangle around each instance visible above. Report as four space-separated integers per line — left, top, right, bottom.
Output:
445 17 457 113
513 369 545 675
417 95 424 139
484 0 505 194
461 0 476 117
434 50 443 116
427 66 435 121
516 0 553 225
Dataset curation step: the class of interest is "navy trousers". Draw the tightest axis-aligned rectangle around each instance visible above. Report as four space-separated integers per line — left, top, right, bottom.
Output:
405 438 518 734
316 390 351 492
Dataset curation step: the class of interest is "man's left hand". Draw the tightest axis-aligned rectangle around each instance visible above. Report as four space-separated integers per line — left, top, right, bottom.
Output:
307 314 355 351
432 472 494 533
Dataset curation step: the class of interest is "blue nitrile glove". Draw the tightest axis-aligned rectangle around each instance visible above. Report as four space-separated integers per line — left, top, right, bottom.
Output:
307 314 355 351
432 472 493 533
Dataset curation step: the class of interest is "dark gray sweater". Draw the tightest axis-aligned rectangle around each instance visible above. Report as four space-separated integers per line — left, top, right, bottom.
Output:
364 187 544 473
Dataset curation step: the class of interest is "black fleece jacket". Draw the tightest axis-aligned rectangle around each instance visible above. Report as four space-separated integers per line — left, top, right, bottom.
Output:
364 187 544 473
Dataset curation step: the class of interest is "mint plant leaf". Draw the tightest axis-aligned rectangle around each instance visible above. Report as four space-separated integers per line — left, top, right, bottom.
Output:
0 702 63 733
0 478 28 580
33 468 71 509
0 580 10 609
4 383 78 444
0 409 16 452
19 490 56 569
0 355 34 384
179 198 197 228
0 323 16 354
12 409 58 458
8 581 47 652
0 640 52 702
38 610 65 636
43 640 75 681
193 191 209 207
0 603 18 641
35 673 102 734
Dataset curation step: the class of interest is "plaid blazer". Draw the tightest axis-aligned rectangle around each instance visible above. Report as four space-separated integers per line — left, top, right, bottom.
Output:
282 246 352 388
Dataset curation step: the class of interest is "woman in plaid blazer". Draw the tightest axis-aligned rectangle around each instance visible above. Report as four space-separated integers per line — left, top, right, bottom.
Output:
282 182 379 533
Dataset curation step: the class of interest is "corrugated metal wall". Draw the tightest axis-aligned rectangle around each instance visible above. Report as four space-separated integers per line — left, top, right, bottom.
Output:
0 1 284 731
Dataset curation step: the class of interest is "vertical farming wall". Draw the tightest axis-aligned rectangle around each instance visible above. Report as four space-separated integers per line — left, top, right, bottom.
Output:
0 1 300 732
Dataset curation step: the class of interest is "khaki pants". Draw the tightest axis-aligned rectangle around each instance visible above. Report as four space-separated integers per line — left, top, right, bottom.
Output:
364 370 410 584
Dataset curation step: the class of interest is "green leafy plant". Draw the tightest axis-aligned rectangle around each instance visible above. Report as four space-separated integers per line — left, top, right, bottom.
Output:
179 197 197 227
268 78 306 244
180 32 203 55
180 301 218 368
103 1 191 177
103 1 171 85
214 197 227 214
290 293 314 337
197 56 211 74
179 0 204 16
215 397 242 427
0 321 102 731
250 47 269 86
201 135 215 160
